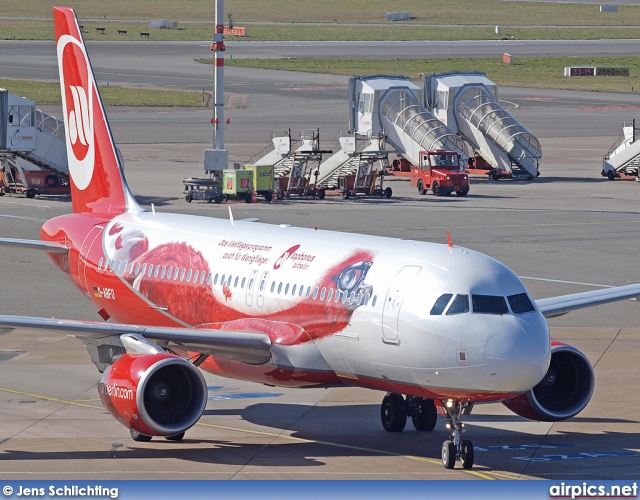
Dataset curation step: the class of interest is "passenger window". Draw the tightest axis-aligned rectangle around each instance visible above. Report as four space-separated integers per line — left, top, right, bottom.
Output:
193 270 199 283
234 276 239 288
173 267 179 280
241 277 245 288
284 283 290 295
206 272 212 285
249 278 255 289
154 266 160 278
180 268 186 281
220 274 225 286
270 282 275 293
327 288 333 301
430 293 453 315
446 294 469 315
306 286 311 298
116 260 122 273
227 275 233 286
372 295 377 307
214 273 219 285
260 280 266 291
508 293 536 314
356 292 363 306
365 293 371 305
141 263 147 276
299 285 304 297
472 295 508 315
129 262 135 274
147 264 154 277
291 284 297 296
186 269 193 282
313 287 318 300
320 287 326 301
200 272 206 284
278 282 283 294
98 257 103 270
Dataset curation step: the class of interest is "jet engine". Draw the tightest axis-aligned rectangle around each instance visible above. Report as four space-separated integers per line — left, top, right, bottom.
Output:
502 341 594 422
98 352 208 436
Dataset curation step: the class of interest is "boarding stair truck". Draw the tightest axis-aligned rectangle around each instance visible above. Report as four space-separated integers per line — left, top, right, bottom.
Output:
253 129 323 179
348 75 470 184
602 120 640 181
315 133 394 194
0 90 70 197
410 150 469 196
423 72 541 180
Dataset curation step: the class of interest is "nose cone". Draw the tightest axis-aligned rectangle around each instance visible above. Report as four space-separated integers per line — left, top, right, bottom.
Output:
485 314 550 393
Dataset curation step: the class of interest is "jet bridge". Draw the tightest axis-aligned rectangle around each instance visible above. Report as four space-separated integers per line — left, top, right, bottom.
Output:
348 75 468 169
424 72 541 179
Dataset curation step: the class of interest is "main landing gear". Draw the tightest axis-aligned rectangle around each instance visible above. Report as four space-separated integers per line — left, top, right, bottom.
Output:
379 393 475 469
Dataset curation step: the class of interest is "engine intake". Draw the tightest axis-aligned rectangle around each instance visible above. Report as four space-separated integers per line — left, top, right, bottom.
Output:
502 341 594 422
99 353 207 436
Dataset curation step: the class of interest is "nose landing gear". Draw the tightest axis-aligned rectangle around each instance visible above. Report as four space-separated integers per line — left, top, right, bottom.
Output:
441 400 474 469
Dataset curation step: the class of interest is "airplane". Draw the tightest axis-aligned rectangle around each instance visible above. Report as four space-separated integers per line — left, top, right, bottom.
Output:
1 6 640 470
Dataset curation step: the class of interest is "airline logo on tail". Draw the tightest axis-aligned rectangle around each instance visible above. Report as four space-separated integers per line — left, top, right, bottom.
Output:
57 35 95 191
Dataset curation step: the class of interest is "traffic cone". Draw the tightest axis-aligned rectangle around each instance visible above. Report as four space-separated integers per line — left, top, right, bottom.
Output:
251 190 257 203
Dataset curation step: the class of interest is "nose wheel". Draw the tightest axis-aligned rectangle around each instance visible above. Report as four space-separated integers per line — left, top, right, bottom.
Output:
440 400 475 469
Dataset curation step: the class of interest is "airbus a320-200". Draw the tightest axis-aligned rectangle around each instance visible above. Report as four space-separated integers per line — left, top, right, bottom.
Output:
1 7 639 470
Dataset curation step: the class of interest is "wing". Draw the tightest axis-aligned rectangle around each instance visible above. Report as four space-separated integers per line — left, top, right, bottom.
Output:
0 315 272 366
0 237 69 254
536 283 640 317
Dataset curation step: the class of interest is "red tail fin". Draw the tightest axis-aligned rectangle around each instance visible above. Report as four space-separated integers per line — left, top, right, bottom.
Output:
54 7 139 215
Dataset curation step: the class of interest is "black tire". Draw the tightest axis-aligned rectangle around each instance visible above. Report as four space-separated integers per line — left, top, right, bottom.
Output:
164 432 185 442
264 191 273 202
276 190 284 200
343 189 350 199
130 429 152 442
381 393 407 432
490 172 499 181
384 187 392 199
442 440 456 469
432 181 442 196
245 192 253 203
317 189 326 200
222 194 228 203
411 398 437 431
214 195 222 204
607 170 616 181
185 194 192 203
461 440 474 469
417 180 426 195
26 188 36 199
456 189 469 197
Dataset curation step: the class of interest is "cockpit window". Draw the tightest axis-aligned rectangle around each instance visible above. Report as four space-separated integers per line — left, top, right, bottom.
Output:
472 294 508 315
508 293 536 314
446 294 469 315
430 293 453 315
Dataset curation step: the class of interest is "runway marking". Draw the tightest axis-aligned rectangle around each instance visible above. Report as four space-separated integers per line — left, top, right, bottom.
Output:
348 219 640 233
0 214 48 222
520 276 614 288
579 105 640 111
0 386 518 479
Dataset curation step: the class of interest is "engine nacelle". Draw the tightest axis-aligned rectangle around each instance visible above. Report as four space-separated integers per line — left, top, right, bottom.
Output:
98 352 207 436
502 341 594 422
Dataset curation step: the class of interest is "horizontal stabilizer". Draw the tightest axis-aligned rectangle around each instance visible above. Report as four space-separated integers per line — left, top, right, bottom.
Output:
0 237 68 254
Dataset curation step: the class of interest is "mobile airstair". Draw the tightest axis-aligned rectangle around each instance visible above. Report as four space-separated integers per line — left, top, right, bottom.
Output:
348 76 469 169
602 120 640 180
315 135 391 190
0 90 69 196
424 72 541 179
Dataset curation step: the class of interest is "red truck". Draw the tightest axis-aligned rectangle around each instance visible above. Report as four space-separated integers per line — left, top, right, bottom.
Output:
409 150 469 197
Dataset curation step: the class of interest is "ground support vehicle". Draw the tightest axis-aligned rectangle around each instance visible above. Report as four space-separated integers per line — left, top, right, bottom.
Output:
409 151 469 197
338 160 392 199
183 177 223 204
223 169 254 203
243 164 274 202
0 158 69 198
275 152 327 200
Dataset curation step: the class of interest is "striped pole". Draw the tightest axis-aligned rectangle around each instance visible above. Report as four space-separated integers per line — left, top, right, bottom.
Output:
212 0 225 151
